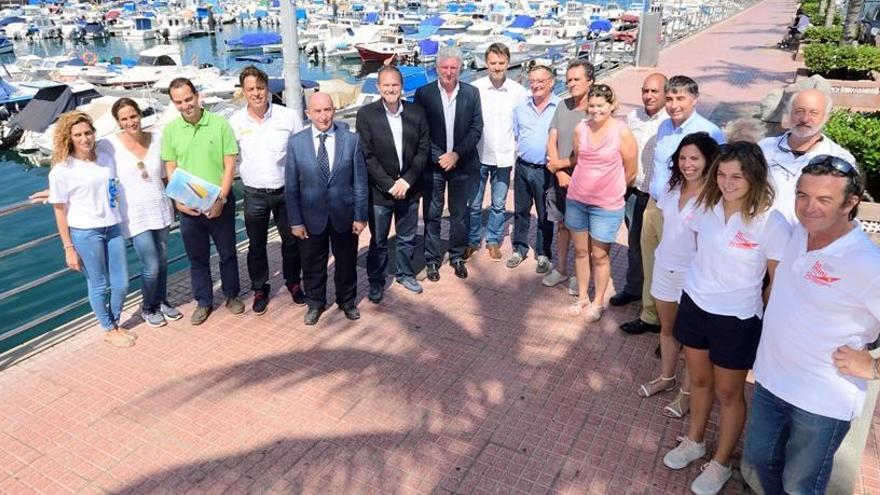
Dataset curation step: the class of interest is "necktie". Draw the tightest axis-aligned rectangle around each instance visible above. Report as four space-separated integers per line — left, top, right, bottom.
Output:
317 133 330 183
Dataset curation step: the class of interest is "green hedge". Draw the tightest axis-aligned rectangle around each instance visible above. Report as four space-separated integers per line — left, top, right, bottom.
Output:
803 25 842 43
804 43 880 79
824 111 880 187
799 1 842 26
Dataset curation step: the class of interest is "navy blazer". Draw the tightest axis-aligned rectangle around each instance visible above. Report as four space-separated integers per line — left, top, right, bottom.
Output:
355 99 430 206
413 80 483 176
284 123 368 235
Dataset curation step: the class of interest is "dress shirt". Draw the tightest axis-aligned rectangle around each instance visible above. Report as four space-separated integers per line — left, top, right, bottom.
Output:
439 82 459 153
311 124 336 171
383 100 404 171
230 103 303 189
649 112 726 200
626 107 668 193
758 132 856 226
513 94 561 165
472 76 528 167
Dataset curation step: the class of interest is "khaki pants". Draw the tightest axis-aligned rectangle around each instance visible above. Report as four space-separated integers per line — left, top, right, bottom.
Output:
639 198 662 325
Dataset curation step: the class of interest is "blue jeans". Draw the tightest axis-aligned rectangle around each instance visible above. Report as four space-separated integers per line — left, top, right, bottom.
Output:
468 164 511 247
178 193 240 307
513 162 554 257
70 224 129 330
131 227 169 312
367 198 420 287
744 382 851 494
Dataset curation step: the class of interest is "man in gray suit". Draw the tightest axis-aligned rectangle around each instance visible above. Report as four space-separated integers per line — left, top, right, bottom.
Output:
286 92 368 326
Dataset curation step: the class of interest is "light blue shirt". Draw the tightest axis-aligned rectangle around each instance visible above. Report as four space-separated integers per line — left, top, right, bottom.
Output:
513 94 560 165
649 112 726 199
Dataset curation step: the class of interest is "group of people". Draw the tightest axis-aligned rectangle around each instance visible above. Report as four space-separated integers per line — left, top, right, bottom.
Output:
46 41 880 495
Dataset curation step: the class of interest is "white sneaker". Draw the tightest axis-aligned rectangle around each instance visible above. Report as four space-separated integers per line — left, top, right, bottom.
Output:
690 460 732 495
567 276 578 296
663 436 706 470
542 269 568 287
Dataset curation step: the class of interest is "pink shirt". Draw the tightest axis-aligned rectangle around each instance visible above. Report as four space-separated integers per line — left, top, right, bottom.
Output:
569 119 626 210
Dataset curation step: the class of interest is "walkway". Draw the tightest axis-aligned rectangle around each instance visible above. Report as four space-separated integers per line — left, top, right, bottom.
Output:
2 2 878 494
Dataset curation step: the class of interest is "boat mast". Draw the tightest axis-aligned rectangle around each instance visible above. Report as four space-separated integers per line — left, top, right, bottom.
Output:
280 0 304 123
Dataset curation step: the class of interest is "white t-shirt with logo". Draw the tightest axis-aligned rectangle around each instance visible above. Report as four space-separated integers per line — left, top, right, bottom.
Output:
229 103 302 189
654 186 699 272
48 151 123 229
754 223 880 421
98 133 173 238
683 203 791 319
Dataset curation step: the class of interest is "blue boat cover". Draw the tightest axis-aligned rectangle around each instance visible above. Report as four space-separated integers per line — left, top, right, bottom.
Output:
507 15 535 29
502 30 526 42
462 3 476 12
296 8 307 20
364 12 379 24
227 32 283 47
421 16 444 26
235 55 274 64
0 77 16 102
253 9 269 19
447 4 460 12
589 19 612 32
0 17 25 27
418 39 439 56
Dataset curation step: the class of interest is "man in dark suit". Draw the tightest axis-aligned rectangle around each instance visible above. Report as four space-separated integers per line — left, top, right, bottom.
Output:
356 65 430 304
285 92 368 326
413 45 483 280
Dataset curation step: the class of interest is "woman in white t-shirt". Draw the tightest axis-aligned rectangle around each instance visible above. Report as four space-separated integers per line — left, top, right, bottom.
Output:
662 142 792 494
638 132 719 420
98 97 181 329
48 112 133 348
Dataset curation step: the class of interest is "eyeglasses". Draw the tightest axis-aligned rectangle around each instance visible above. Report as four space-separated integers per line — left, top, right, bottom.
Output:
528 77 552 86
136 161 149 180
108 178 119 208
807 154 856 176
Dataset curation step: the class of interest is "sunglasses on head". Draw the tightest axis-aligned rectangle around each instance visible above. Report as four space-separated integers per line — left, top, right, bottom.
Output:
807 154 855 176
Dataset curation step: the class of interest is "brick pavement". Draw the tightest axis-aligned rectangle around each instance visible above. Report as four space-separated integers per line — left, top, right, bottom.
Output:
2 1 880 494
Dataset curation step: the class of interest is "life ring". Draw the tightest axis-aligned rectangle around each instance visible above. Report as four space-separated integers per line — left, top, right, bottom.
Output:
81 51 98 66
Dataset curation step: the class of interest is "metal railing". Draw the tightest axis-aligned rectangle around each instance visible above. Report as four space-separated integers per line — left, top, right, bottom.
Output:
0 187 248 343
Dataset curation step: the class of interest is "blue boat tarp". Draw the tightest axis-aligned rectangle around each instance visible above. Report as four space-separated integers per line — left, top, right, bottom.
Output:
447 4 460 12
226 32 282 47
361 66 431 96
462 3 476 12
296 8 307 20
409 24 439 40
589 19 612 32
507 15 535 29
421 16 444 26
364 12 379 24
0 78 17 102
0 17 25 28
253 9 268 19
418 39 439 57
502 30 526 42
234 54 274 64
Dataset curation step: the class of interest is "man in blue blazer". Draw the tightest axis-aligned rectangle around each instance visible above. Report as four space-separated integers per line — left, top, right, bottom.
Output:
414 45 483 281
286 92 368 325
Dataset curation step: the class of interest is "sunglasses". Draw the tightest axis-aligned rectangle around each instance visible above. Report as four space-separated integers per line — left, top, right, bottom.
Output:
807 154 855 176
136 161 149 180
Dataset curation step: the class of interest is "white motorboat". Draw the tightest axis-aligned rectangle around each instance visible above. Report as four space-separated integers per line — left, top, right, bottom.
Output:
121 16 157 41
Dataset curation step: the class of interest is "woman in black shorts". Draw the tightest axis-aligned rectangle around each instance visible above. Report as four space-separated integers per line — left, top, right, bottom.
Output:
661 142 792 495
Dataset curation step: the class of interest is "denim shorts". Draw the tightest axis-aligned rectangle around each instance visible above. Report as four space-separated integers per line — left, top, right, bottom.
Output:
563 199 625 243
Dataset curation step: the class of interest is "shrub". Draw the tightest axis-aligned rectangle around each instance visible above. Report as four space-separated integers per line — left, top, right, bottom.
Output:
824 110 880 196
803 25 842 43
804 43 880 79
800 1 842 26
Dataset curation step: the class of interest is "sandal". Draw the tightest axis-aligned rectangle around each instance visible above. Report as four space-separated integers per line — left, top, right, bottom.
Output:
104 329 135 348
663 388 691 418
585 305 605 323
638 375 677 398
568 297 591 316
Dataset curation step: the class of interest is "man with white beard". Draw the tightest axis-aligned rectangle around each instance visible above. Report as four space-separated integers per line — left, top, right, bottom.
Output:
759 89 855 225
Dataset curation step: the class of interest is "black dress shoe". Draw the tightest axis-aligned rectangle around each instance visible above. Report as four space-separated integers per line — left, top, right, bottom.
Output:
620 318 661 335
425 263 440 282
451 260 468 279
340 304 360 320
304 306 324 326
610 291 641 307
368 285 384 304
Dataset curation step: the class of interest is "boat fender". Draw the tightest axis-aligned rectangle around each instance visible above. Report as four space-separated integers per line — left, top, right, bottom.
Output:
81 51 98 66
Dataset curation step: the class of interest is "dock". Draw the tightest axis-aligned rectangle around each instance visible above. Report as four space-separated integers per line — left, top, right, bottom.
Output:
1 1 878 494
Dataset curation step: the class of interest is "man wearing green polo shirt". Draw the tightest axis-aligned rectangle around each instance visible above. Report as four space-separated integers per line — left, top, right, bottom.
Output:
162 77 242 325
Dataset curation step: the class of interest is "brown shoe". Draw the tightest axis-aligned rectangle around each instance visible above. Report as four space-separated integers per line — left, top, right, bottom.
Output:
487 245 502 261
463 245 479 261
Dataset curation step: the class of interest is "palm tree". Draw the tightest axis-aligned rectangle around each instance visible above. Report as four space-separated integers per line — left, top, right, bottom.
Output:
842 0 864 44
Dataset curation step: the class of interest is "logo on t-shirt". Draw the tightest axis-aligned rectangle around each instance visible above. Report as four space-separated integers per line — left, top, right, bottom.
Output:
804 260 841 286
728 230 759 250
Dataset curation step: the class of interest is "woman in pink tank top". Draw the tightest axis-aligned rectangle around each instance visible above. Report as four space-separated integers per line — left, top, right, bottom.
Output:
564 84 637 322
